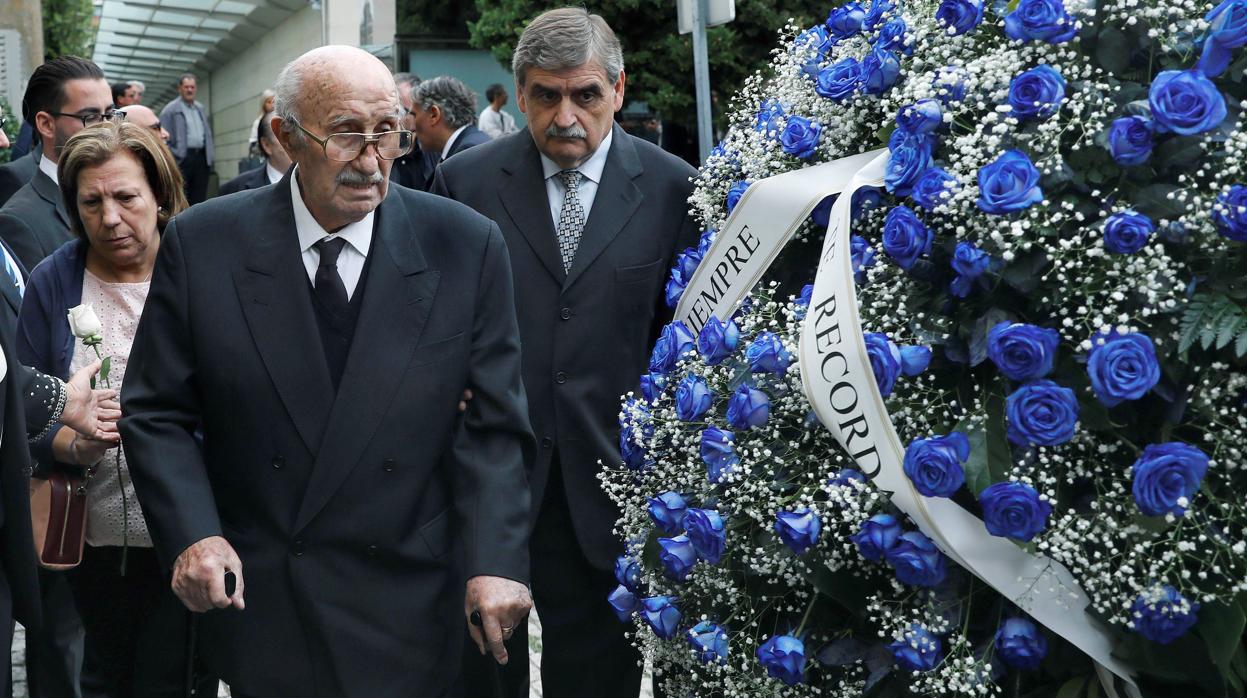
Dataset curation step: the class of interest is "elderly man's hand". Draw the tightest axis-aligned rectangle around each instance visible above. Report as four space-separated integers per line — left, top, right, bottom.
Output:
172 536 246 613
61 360 121 443
464 575 532 665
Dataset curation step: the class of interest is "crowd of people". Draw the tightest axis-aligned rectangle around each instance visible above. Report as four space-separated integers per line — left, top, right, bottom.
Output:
0 7 695 698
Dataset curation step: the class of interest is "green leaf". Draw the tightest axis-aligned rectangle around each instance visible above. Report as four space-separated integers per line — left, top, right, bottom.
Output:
1155 134 1207 170
1134 183 1187 219
958 384 1011 496
1237 329 1247 358
1055 676 1087 698
805 561 872 611
99 356 112 388
1217 311 1244 349
1095 27 1132 75
1198 600 1247 674
1085 677 1101 698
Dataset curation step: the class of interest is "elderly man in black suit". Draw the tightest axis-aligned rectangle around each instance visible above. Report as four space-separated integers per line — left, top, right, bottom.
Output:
120 45 534 698
0 57 114 271
433 8 700 698
219 110 292 195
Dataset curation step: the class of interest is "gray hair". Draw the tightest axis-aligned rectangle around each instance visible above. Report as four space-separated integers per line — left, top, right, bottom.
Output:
413 76 477 130
393 72 421 90
272 58 305 139
127 80 145 92
512 8 624 87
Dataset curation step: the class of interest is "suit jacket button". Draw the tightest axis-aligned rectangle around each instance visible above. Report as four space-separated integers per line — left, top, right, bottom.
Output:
555 371 567 384
541 437 552 449
271 456 284 470
291 540 305 557
383 458 395 472
366 545 378 557
560 307 572 320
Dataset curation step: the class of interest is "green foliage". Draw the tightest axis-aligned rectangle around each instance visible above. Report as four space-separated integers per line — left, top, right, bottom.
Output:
0 97 18 164
397 0 477 36
43 0 96 60
1179 293 1247 358
469 0 832 128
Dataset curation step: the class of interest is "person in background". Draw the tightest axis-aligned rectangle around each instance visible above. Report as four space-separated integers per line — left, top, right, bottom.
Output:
127 81 145 105
388 72 434 191
410 76 490 169
111 82 138 108
248 89 276 157
17 120 217 698
219 111 290 195
434 8 700 697
118 105 169 142
478 83 519 140
0 103 38 207
159 72 214 205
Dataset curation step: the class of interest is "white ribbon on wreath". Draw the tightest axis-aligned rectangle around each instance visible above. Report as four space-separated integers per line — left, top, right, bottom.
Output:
675 147 1140 697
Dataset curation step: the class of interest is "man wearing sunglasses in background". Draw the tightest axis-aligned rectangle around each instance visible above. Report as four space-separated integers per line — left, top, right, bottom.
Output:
121 45 534 698
118 104 171 143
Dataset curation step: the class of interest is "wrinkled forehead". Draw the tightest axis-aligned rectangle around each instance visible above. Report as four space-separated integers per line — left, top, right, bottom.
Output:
300 75 400 130
524 63 612 94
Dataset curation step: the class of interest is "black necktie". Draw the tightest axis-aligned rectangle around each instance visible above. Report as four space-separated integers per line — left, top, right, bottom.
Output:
314 237 349 316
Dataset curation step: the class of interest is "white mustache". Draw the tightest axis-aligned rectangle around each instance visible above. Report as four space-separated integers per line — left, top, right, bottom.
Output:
545 123 587 139
337 169 384 186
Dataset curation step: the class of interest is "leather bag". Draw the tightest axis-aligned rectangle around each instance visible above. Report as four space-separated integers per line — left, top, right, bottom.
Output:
29 470 88 569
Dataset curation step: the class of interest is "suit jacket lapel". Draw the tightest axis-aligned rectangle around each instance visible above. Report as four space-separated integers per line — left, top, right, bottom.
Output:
563 125 644 291
293 191 437 533
31 171 70 229
498 134 565 283
232 178 335 455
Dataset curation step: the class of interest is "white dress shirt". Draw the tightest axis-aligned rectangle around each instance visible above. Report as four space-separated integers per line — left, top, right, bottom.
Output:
441 125 469 162
540 130 613 230
266 162 285 185
290 167 374 300
38 154 59 185
478 107 517 139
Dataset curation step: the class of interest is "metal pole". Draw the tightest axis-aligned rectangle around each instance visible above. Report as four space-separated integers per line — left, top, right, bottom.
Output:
691 0 713 164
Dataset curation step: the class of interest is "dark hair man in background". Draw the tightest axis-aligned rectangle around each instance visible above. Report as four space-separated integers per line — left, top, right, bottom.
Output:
478 83 519 140
219 111 291 195
159 72 214 204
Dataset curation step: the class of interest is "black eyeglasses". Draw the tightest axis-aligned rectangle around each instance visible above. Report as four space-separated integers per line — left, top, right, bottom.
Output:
49 110 125 128
290 120 413 162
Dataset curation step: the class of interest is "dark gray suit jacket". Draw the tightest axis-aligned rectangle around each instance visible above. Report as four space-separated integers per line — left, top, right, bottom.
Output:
217 164 269 196
445 124 490 160
0 152 37 208
0 169 74 271
120 177 533 697
433 125 699 570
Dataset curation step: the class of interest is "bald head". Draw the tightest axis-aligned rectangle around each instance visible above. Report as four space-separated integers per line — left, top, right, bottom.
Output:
119 104 168 142
273 46 398 131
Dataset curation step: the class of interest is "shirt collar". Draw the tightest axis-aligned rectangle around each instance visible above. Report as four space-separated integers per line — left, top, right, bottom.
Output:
266 162 285 185
38 154 59 185
289 166 374 257
441 124 469 161
540 129 613 185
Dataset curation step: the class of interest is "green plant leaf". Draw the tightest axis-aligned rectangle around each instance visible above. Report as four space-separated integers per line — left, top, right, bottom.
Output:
1198 600 1246 675
1095 27 1132 75
1237 329 1247 358
958 383 1011 496
100 356 112 388
1055 676 1087 698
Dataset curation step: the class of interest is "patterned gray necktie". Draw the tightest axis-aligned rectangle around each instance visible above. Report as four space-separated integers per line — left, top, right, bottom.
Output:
556 170 585 273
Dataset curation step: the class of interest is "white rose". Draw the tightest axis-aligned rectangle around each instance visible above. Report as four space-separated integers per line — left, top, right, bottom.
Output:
67 304 104 339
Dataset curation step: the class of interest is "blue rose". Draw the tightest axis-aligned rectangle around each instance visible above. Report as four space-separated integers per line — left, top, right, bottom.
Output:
1008 64 1066 121
829 468 867 487
933 65 969 104
865 332 903 397
903 432 970 498
851 235 878 283
882 206 933 270
995 617 1048 670
860 47 902 95
664 275 686 308
697 228 717 255
658 534 698 581
683 508 727 564
815 58 863 101
864 0 896 28
795 23 835 59
1004 0 1077 43
615 554 642 591
875 18 909 54
853 186 884 218
620 426 651 470
987 322 1060 381
697 317 741 366
673 246 702 283
726 180 751 214
640 595 682 640
811 196 836 230
896 99 943 133
1213 185 1247 241
607 585 638 622
700 426 739 484
826 2 867 37
780 115 822 159
980 481 1052 542
746 332 792 375
936 0 984 35
1107 116 1154 166
775 508 822 555
797 283 815 308
1149 70 1227 135
1006 379 1079 446
649 321 696 374
675 374 714 421
639 372 666 403
1131 442 1210 516
889 624 943 672
756 635 806 686
1087 331 1160 407
647 491 689 534
851 513 903 561
977 150 1044 215
754 99 785 135
1198 0 1247 76
1103 210 1154 254
950 240 994 298
911 167 960 210
687 621 729 664
885 129 934 196
1130 586 1200 644
900 345 932 375
726 384 771 430
885 530 948 587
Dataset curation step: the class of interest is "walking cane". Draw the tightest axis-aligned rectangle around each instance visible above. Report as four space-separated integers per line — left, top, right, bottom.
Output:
470 610 507 698
185 571 236 698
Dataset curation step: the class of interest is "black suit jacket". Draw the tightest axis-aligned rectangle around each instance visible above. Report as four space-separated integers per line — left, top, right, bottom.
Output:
217 164 270 196
0 239 28 332
119 177 533 697
388 148 436 192
0 152 37 208
445 124 490 161
0 169 74 271
433 125 699 570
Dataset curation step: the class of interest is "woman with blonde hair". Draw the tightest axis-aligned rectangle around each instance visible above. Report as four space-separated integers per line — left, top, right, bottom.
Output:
247 88 276 156
17 120 215 697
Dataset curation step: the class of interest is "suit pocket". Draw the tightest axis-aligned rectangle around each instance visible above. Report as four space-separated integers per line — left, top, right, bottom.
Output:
615 258 663 285
410 332 465 368
417 508 451 560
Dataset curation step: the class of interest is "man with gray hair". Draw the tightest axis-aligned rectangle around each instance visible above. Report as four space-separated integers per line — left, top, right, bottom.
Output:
389 71 436 191
122 45 534 697
434 7 699 697
411 76 490 168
